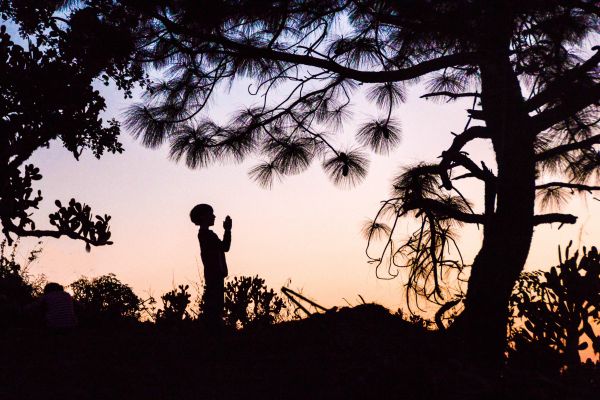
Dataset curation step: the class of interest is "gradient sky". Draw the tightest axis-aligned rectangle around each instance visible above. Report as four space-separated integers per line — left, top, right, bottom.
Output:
11 69 599 324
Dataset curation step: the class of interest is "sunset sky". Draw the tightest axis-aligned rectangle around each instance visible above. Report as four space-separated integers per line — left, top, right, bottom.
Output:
4 5 600 395
12 65 600 314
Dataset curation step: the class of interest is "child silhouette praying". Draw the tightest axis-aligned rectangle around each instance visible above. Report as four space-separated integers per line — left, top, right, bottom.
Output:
190 204 231 331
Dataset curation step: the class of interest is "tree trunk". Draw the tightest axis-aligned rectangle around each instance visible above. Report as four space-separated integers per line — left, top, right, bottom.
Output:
453 32 536 373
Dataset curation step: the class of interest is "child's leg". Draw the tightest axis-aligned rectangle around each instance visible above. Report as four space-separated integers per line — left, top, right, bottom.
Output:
203 282 224 331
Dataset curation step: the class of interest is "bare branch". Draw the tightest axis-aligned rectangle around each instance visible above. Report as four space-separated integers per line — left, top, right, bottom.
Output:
533 213 578 225
439 126 493 189
466 109 486 120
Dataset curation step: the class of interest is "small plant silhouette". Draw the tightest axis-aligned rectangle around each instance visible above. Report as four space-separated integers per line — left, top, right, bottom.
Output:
220 275 285 329
509 242 600 368
156 284 191 324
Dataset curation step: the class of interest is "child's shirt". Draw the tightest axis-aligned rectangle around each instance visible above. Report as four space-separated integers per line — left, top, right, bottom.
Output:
198 228 231 283
32 291 78 329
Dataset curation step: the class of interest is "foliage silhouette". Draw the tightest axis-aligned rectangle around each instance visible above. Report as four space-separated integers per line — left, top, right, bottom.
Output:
216 275 285 329
394 308 436 331
0 3 143 249
0 240 44 324
70 273 144 324
156 284 192 324
509 242 600 369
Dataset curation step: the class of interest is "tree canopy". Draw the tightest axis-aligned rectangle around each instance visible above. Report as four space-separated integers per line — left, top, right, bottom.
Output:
0 1 143 248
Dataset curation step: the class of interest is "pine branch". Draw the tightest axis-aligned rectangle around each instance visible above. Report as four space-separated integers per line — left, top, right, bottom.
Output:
525 47 600 112
530 83 600 133
151 12 479 84
421 91 481 100
536 182 600 192
404 198 484 225
535 134 600 162
217 37 478 83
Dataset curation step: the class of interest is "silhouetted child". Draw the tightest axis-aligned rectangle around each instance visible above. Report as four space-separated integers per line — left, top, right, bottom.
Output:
190 204 231 331
28 282 77 331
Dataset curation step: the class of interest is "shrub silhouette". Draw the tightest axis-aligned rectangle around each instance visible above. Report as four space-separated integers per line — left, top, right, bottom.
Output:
217 275 285 329
70 274 142 324
156 284 191 324
509 242 600 369
0 240 44 325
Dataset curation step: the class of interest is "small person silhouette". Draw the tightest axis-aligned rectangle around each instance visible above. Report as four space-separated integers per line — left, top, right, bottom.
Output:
190 204 231 332
28 282 77 331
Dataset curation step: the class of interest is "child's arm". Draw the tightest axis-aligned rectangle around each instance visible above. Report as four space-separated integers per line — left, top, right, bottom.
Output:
222 216 232 252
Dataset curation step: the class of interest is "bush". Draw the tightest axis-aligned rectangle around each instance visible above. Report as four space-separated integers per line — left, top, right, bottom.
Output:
0 240 45 325
509 242 600 369
156 284 192 324
70 273 143 324
210 275 285 329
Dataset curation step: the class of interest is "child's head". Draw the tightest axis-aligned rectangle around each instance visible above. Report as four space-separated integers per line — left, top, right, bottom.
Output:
44 282 64 294
190 203 215 227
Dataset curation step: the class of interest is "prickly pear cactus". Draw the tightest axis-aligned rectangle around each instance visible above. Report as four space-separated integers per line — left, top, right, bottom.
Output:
509 242 600 368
